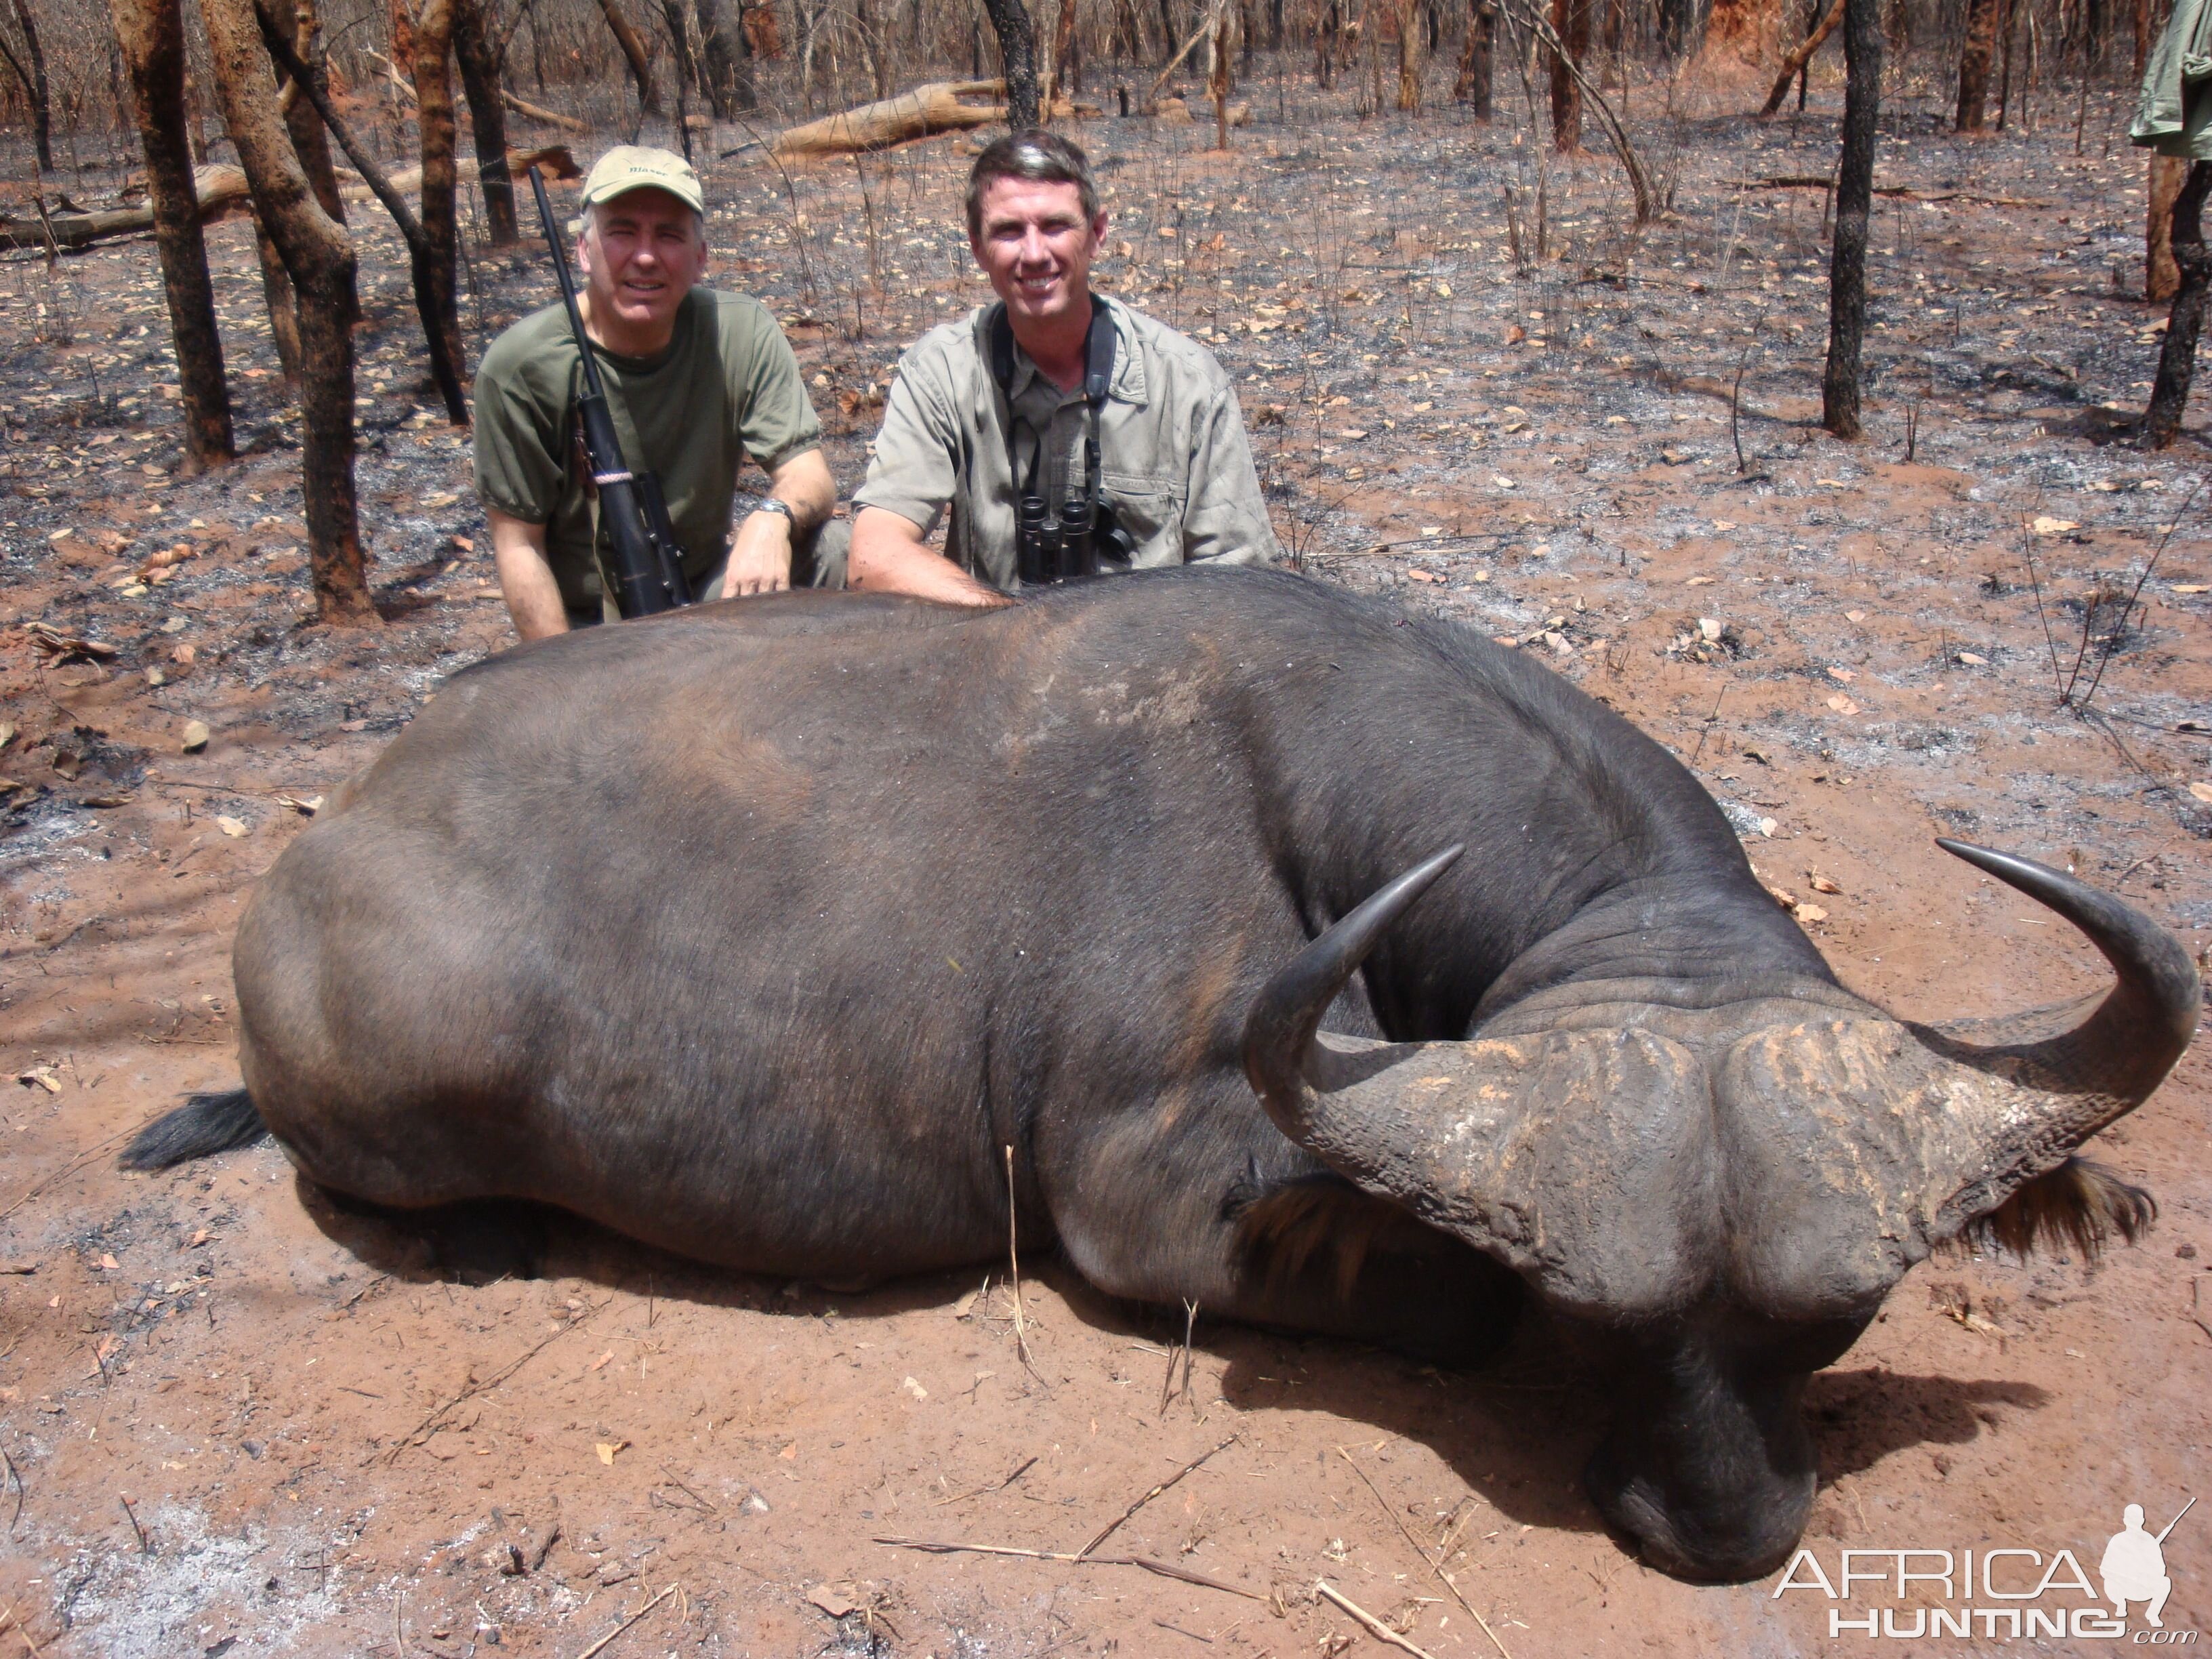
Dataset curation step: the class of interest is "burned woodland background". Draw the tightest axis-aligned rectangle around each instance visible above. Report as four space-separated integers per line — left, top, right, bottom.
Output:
1 0 2211 1648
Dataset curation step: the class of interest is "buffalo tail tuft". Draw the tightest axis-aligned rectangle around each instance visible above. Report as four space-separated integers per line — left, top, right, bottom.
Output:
1959 1157 2156 1263
119 1088 269 1172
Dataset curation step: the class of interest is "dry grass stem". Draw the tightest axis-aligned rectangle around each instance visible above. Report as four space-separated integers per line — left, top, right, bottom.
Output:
1315 1579 1442 1658
874 1535 1263 1599
573 1583 682 1659
1077 1434 1240 1559
1003 1143 1038 1378
1337 1447 1513 1659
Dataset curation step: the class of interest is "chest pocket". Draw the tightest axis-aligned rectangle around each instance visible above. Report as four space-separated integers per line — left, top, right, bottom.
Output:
1100 470 1186 567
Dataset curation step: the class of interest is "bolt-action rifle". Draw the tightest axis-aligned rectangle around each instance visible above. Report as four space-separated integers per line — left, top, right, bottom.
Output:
525 165 692 618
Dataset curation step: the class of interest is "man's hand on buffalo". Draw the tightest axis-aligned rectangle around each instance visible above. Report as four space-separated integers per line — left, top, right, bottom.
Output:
850 504 1014 607
720 448 837 600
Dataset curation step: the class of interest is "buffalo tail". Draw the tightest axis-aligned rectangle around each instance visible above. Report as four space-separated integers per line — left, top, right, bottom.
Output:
119 1088 269 1171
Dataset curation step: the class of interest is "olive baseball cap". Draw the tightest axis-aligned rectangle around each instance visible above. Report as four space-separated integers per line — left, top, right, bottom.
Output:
579 145 704 214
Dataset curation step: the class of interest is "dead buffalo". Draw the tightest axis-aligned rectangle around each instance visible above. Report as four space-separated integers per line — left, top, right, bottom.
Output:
123 566 2196 1582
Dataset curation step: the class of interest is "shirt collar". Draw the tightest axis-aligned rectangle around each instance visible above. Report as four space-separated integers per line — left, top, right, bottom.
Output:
994 295 1149 409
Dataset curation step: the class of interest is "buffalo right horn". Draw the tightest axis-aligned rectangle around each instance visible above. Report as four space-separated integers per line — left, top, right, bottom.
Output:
1241 846 1719 1315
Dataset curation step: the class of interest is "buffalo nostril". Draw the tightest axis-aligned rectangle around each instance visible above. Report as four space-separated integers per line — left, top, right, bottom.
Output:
1584 1449 1811 1584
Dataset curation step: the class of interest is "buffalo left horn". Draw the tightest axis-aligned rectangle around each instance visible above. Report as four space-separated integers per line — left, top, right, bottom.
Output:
1241 844 1719 1311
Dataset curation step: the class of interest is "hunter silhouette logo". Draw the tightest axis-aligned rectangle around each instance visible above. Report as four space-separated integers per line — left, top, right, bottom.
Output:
1771 1495 2197 1641
2104 1500 2192 1630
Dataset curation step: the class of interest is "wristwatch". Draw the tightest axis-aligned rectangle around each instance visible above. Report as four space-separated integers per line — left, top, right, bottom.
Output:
750 498 796 526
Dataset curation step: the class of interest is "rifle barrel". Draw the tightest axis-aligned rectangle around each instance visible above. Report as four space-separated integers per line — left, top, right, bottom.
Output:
527 166 607 404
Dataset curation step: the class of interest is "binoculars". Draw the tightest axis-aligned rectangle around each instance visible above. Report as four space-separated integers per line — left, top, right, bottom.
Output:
1016 494 1138 587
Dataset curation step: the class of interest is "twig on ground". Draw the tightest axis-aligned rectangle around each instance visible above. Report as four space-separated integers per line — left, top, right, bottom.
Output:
656 1465 719 1514
1730 340 1757 472
0 1599 45 1658
1078 1434 1238 1559
1337 1447 1513 1659
2018 499 2066 701
574 1583 681 1659
933 1454 1038 1506
874 1536 1264 1599
2112 838 2182 890
1160 1298 1200 1414
339 1273 392 1310
2193 1277 2212 1346
1316 1579 1441 1658
2070 475 2205 711
0 1128 135 1223
120 1494 149 1554
381 1300 602 1463
2 1446 23 1535
1688 684 1729 769
1003 1144 1042 1382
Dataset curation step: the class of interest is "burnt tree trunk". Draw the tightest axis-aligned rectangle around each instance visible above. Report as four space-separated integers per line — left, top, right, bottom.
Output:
1048 0 1079 108
6 0 54 171
695 0 750 112
1211 0 1236 139
594 0 661 112
2146 161 2212 450
251 208 304 382
1549 0 1587 150
2150 152 2186 303
1454 0 1492 112
1822 0 1880 438
202 0 376 624
1759 0 1838 116
258 5 470 422
980 0 1040 125
1395 0 1420 108
266 0 344 216
1954 0 1997 130
453 0 516 245
661 0 699 96
110 0 234 472
390 0 415 69
413 0 471 417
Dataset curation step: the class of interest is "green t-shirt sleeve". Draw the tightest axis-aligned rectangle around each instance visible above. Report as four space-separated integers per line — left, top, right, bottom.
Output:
472 321 569 527
721 295 823 474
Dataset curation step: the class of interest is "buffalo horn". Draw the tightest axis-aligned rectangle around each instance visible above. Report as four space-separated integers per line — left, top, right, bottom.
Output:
1929 839 2200 1109
1241 844 1465 1132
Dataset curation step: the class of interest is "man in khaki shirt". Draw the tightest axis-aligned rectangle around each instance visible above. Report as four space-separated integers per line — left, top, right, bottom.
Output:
474 146 838 637
850 131 1279 605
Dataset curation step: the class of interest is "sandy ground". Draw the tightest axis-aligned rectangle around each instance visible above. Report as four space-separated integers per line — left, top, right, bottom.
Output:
2 66 2209 1658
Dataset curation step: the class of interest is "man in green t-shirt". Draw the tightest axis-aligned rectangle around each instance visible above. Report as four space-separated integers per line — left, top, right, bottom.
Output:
473 146 838 638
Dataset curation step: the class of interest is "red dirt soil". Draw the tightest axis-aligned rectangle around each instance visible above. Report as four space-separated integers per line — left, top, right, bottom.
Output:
3 85 2210 1658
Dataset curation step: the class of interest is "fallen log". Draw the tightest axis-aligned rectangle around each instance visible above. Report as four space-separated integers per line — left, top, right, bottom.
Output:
500 89 589 132
767 80 1006 158
0 163 247 251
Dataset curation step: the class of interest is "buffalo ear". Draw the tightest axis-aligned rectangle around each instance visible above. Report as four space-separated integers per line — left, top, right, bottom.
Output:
1946 1156 2155 1263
